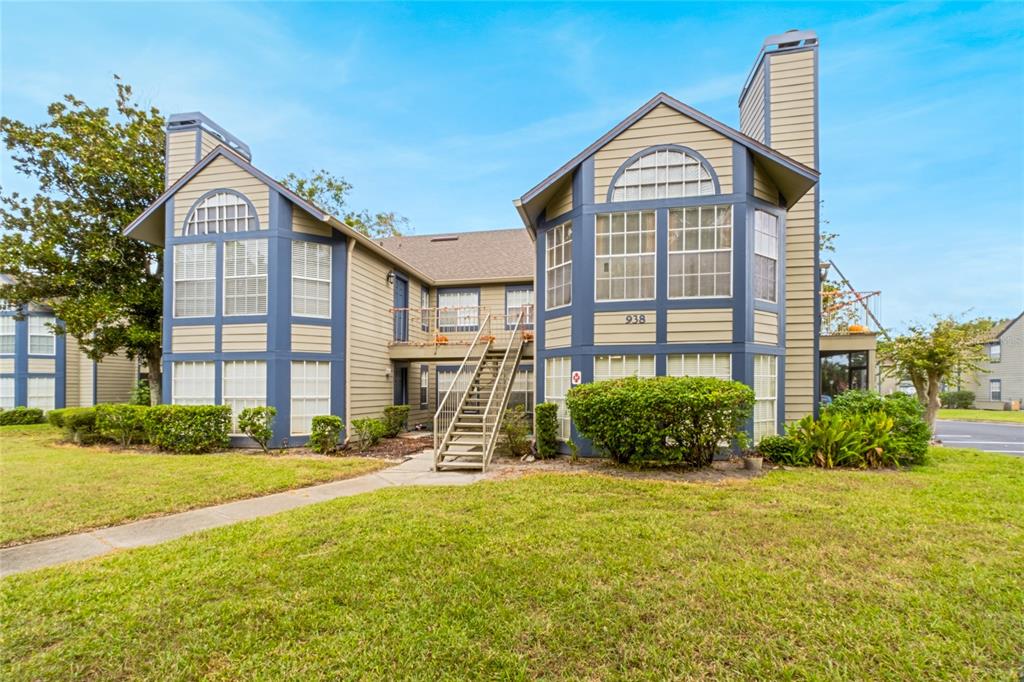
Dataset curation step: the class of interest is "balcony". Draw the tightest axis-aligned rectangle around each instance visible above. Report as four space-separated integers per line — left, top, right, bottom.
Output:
388 306 534 360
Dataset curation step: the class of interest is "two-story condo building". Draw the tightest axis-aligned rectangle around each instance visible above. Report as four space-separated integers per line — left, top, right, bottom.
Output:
125 29 822 467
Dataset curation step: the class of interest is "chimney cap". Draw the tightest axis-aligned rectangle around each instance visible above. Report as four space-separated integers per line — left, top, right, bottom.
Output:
167 112 252 161
762 28 818 50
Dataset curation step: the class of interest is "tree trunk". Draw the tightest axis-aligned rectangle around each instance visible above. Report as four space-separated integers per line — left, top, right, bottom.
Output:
146 345 162 405
924 373 941 429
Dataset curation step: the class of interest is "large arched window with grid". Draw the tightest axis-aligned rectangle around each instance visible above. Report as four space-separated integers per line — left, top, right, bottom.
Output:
609 146 718 201
183 190 260 235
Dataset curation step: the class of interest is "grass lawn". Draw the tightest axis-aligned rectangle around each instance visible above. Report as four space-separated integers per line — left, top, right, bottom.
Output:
938 408 1024 424
3 448 1022 680
0 425 388 547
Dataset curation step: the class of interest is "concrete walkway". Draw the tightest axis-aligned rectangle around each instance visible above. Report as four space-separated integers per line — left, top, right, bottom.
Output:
1 451 481 578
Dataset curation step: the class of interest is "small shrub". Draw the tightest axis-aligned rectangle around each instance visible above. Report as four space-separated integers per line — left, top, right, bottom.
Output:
62 407 101 445
757 434 805 465
382 405 410 438
144 405 231 454
534 402 560 459
827 390 930 465
309 415 344 454
566 376 754 467
787 412 866 468
238 406 276 453
940 390 974 409
0 407 45 426
500 404 532 458
130 380 152 406
96 404 150 447
47 408 69 428
351 417 387 452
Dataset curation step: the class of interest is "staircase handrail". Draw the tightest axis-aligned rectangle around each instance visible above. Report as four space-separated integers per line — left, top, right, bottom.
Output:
480 309 526 469
433 313 492 466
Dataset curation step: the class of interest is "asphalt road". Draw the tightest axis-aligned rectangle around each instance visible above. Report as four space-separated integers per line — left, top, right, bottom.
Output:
934 420 1024 456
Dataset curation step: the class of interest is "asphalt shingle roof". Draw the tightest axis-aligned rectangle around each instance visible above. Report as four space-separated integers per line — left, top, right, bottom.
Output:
379 229 534 282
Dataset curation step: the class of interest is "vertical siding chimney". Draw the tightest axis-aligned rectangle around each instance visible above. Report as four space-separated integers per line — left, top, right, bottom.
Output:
164 112 252 187
741 29 821 421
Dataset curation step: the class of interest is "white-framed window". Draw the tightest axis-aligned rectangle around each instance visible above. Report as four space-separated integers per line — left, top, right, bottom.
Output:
173 242 216 318
667 353 732 381
223 361 266 434
753 354 778 442
183 191 259 235
224 239 268 316
28 316 56 355
437 289 480 332
292 241 331 318
593 355 656 382
172 361 215 405
754 210 779 303
610 148 715 201
419 365 429 409
506 286 534 328
27 377 55 412
668 205 732 299
544 356 572 440
990 379 1002 401
437 367 473 407
989 342 1001 363
595 211 656 301
545 221 572 310
291 360 330 436
420 288 430 332
509 367 535 420
0 376 14 409
0 317 14 354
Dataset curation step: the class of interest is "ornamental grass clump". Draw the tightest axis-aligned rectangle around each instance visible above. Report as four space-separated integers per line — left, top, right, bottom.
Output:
566 376 754 467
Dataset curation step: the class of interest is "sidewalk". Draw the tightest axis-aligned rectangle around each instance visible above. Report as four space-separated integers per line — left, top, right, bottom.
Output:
1 451 481 578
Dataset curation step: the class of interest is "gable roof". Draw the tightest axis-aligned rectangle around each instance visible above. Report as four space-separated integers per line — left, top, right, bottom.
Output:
123 145 435 284
513 92 821 233
378 229 534 283
985 312 1024 341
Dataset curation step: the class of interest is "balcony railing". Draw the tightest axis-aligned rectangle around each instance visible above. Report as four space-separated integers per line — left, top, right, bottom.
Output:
388 305 534 347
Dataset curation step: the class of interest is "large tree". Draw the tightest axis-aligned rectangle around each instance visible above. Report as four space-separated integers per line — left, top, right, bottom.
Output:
281 169 407 239
878 315 991 428
0 78 165 403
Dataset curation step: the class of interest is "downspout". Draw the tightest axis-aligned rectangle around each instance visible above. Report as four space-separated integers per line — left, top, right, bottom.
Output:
344 238 356 443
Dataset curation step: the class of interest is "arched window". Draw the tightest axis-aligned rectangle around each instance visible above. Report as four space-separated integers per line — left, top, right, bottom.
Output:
183 190 259 235
609 147 717 201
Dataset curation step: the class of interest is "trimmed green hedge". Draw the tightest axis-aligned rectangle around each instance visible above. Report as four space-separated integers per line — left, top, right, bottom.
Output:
566 376 754 466
382 405 410 438
940 390 975 409
0 407 45 426
309 415 344 455
534 402 560 459
96 404 149 447
144 405 231 454
62 407 102 445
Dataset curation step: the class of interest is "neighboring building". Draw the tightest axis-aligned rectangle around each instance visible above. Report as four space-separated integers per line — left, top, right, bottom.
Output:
125 29 824 462
0 279 138 411
964 313 1023 410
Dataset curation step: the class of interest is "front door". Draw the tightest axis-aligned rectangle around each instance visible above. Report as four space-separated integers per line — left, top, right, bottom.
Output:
393 276 409 342
393 364 409 405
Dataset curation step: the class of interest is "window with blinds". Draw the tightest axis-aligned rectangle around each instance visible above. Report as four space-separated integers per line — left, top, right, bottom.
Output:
668 205 732 299
544 357 572 440
292 241 331 318
0 317 14 354
593 355 656 382
28 316 56 355
506 287 534 327
545 222 572 310
666 353 732 381
174 243 216 318
291 360 330 436
754 211 779 303
595 212 656 301
223 361 267 434
27 376 55 411
0 376 15 410
753 354 778 442
224 239 268 316
172 361 215 405
437 290 479 332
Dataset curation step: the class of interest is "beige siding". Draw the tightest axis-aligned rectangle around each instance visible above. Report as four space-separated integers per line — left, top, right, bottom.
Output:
80 354 94 407
166 129 197 187
545 178 573 221
347 244 396 422
666 308 732 343
754 311 779 345
292 208 332 237
768 50 816 167
28 358 55 374
407 361 437 428
752 162 779 203
593 311 656 345
739 62 766 144
222 323 267 352
291 324 331 353
171 325 216 353
545 316 572 349
198 129 220 158
594 103 733 202
964 317 1024 409
64 337 81 406
95 352 137 404
0 358 13 374
172 156 270 235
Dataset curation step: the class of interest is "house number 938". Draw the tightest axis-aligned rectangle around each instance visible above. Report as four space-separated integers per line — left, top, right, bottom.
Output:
624 314 647 325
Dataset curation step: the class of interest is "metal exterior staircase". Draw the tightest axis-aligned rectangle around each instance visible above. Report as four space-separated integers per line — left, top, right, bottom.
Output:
433 311 527 471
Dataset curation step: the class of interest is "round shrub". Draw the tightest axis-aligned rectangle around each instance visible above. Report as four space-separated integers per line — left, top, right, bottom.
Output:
382 405 410 438
96 404 150 447
47 408 69 428
940 390 974 409
757 434 805 465
566 376 754 467
826 391 930 465
238 406 276 453
0 407 45 426
309 415 344 455
144 405 231 454
534 402 560 459
351 417 387 452
62 407 101 445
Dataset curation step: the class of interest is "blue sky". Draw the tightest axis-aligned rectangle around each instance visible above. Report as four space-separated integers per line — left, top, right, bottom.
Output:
2 2 1022 328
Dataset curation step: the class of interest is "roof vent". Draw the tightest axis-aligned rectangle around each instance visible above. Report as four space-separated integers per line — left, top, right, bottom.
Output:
430 236 460 242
